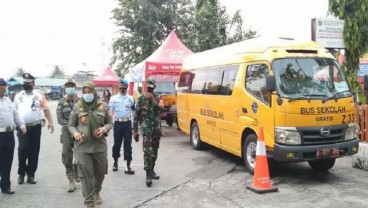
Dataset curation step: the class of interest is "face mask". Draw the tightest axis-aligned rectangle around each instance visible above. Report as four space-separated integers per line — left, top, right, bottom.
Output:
65 87 76 95
23 83 33 91
147 87 154 93
119 87 127 93
82 93 94 103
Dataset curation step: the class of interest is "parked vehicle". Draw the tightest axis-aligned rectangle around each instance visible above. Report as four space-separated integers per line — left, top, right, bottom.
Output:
177 37 359 174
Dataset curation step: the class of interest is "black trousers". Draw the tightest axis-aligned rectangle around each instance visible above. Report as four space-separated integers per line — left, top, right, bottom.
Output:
0 131 15 191
112 121 132 161
17 124 41 177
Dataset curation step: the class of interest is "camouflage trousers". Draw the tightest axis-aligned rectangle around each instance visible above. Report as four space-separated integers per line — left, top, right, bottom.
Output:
142 133 160 170
61 127 77 175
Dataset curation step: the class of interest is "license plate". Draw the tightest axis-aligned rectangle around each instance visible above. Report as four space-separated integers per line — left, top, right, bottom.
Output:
316 148 339 159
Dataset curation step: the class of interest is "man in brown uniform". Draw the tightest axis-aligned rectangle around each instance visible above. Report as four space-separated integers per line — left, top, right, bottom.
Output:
56 78 80 192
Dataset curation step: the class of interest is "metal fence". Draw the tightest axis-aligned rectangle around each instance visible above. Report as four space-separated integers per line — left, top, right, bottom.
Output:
356 104 368 142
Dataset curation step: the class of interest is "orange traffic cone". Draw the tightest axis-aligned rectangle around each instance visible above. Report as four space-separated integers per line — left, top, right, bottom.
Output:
246 126 278 193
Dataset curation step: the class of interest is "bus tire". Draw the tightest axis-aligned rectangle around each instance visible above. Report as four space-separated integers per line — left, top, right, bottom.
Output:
190 122 203 150
308 158 336 171
243 134 257 175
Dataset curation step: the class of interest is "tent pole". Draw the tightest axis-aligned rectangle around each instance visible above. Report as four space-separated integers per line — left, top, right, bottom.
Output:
129 82 134 95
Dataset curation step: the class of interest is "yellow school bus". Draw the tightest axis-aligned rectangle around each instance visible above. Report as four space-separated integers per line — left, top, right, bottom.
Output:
177 37 359 173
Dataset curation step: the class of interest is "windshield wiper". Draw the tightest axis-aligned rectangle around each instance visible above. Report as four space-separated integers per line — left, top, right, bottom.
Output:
288 94 327 102
322 90 351 103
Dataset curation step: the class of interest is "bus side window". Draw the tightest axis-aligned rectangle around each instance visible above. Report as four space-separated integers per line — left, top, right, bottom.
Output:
221 66 238 95
246 64 270 104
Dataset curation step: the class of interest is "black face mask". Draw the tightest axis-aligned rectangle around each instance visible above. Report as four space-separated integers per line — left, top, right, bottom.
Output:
23 84 33 91
147 87 154 93
119 87 127 93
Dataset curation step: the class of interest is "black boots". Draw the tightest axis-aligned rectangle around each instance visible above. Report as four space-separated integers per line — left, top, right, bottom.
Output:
151 168 160 180
125 160 135 175
112 158 118 171
146 170 152 187
145 167 159 187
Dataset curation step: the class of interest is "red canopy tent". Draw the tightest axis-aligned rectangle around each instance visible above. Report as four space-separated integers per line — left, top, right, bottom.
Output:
92 67 120 86
129 31 193 94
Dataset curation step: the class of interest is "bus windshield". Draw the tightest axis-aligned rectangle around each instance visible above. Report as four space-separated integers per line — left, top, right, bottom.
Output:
273 58 351 100
154 82 176 95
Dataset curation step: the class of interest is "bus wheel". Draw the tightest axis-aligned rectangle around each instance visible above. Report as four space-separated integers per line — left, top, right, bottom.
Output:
243 134 257 174
190 122 203 150
166 117 174 127
308 158 336 171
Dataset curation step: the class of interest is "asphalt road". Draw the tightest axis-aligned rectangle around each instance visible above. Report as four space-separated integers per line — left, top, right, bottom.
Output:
1 100 368 208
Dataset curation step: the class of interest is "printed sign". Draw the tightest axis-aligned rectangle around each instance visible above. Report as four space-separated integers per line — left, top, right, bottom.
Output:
312 18 345 49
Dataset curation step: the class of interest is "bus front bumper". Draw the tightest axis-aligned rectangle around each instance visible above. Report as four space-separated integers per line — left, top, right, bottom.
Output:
270 139 359 162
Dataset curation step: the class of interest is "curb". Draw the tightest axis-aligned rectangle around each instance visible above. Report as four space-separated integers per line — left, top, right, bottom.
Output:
352 142 368 171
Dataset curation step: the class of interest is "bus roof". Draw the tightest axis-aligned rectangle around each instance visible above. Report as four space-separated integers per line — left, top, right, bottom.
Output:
182 36 332 70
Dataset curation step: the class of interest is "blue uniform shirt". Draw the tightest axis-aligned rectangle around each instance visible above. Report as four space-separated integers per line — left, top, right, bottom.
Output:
108 94 134 119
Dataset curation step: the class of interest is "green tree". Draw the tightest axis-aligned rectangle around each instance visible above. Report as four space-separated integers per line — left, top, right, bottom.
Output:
191 0 257 52
111 0 194 75
191 0 227 52
13 68 25 77
226 10 257 44
111 0 256 74
329 0 368 93
49 65 65 78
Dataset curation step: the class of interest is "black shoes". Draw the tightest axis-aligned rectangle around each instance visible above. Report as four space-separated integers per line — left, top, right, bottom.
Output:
145 170 152 187
124 166 135 175
1 189 15 194
112 162 118 171
18 175 37 184
18 175 24 184
27 177 37 184
151 170 160 180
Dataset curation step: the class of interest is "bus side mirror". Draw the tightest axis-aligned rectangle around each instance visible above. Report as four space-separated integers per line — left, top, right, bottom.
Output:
364 75 368 91
266 75 276 91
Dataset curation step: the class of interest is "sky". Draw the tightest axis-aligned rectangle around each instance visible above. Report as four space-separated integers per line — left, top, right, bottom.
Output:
0 0 329 80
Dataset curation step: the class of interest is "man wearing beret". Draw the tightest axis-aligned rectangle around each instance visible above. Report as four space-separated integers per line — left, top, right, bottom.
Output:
13 73 54 185
108 78 136 174
0 78 27 194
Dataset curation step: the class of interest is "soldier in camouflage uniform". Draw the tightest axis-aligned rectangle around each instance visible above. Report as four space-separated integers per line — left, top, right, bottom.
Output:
68 81 113 208
133 78 163 187
56 78 80 192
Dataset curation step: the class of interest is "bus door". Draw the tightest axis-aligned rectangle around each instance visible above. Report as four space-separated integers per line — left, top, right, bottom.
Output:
177 72 194 132
244 63 274 144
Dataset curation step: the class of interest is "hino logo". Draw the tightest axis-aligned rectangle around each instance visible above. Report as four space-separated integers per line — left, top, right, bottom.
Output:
320 127 331 137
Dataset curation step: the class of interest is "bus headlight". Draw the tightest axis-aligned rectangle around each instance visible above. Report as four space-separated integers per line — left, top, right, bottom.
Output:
345 123 357 141
275 127 301 145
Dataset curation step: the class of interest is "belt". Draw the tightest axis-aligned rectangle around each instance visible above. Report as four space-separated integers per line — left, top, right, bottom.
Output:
115 117 131 122
25 121 41 127
0 127 14 132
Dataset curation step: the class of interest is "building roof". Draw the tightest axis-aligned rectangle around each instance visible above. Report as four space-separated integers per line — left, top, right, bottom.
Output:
7 76 67 87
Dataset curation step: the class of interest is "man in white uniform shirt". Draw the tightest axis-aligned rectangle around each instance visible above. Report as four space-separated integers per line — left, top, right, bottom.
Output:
109 78 136 174
13 73 54 185
0 78 27 194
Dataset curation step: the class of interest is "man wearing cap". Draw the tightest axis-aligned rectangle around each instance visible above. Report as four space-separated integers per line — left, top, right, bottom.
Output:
133 78 164 187
108 78 136 174
0 78 27 194
56 78 80 192
13 73 54 185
